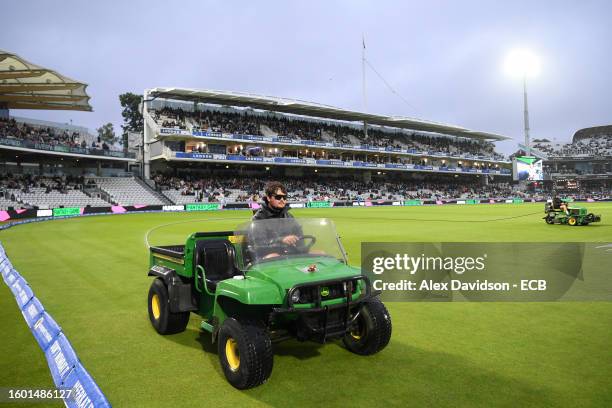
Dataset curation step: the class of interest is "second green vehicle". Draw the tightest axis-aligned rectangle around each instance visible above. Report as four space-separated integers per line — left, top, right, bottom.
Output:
146 218 392 389
543 200 601 226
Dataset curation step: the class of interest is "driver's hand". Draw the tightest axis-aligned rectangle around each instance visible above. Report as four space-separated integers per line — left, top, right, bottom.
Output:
282 235 299 246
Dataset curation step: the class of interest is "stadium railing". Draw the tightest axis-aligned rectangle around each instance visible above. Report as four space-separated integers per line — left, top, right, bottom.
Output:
170 151 511 175
166 129 510 163
0 137 136 159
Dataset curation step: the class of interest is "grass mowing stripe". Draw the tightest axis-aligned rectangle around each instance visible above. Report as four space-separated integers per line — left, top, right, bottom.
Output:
1 204 610 407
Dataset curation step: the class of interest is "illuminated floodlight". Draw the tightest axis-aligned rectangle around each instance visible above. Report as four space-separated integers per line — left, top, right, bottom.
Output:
504 49 540 78
503 48 542 156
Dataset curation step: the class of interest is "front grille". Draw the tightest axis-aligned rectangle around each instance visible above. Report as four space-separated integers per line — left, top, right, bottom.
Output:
301 283 342 303
293 280 359 305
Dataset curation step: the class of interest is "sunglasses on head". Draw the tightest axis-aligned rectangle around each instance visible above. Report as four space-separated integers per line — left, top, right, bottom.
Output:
272 194 287 200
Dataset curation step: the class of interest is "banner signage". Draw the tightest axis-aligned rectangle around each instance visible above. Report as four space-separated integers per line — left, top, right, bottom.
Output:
53 207 81 217
186 203 221 211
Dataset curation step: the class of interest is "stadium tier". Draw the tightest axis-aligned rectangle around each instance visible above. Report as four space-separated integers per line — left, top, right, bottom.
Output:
142 88 513 181
0 195 16 209
1 117 85 148
528 126 612 195
533 125 612 158
0 175 168 210
5 171 577 211
150 106 505 159
152 173 535 203
0 117 135 160
6 188 108 208
94 177 167 206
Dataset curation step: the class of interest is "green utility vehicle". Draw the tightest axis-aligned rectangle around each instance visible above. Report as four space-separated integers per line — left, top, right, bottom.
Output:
544 200 601 226
147 218 392 389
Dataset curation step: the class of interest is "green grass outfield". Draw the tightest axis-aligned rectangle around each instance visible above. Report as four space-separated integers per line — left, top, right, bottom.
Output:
1 203 611 407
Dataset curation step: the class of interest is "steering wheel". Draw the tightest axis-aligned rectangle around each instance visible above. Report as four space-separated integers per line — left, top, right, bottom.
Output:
296 235 316 251
271 234 317 254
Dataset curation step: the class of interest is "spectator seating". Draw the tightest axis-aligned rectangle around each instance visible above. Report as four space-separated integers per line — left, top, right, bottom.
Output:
0 196 19 210
0 117 119 151
94 177 167 206
153 173 530 204
533 134 612 158
148 106 505 160
5 188 108 209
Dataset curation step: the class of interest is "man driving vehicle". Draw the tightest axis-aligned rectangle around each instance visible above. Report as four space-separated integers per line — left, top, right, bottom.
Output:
552 194 570 215
250 181 304 259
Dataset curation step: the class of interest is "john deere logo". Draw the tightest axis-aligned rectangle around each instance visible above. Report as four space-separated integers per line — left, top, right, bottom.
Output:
321 287 330 297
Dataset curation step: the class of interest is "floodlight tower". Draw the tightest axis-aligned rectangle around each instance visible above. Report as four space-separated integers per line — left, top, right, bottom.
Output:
504 49 540 155
522 73 530 153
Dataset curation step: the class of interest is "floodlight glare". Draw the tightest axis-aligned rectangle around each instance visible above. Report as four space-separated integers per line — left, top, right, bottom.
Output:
504 49 540 78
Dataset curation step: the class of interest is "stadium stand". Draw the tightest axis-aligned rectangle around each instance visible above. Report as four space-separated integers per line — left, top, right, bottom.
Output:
0 67 526 213
152 173 531 203
1 117 82 146
5 168 606 210
532 126 612 158
0 175 175 209
0 117 116 151
6 188 108 209
524 126 611 198
149 106 505 160
94 177 168 206
0 175 108 209
0 195 18 210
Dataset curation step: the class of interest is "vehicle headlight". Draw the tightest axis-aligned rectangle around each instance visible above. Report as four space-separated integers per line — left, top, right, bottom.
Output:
291 289 301 304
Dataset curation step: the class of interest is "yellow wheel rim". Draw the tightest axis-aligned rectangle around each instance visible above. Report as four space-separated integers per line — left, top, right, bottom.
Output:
225 338 240 371
151 294 161 320
568 218 576 226
350 319 365 340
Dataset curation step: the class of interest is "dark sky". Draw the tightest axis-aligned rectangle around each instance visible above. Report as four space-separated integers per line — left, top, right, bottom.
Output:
5 0 611 153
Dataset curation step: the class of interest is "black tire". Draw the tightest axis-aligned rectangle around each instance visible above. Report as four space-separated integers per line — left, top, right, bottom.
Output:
343 297 392 355
217 317 273 389
545 216 554 224
148 278 190 335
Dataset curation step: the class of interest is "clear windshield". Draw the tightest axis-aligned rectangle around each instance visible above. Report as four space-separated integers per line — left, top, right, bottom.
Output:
236 218 347 265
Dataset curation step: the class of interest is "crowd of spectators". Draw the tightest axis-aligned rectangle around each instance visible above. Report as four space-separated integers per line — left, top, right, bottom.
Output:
0 117 114 151
0 174 90 201
190 142 507 173
2 171 608 208
152 172 541 203
150 106 505 160
532 135 612 158
153 172 262 203
0 117 85 148
150 107 188 130
543 165 611 176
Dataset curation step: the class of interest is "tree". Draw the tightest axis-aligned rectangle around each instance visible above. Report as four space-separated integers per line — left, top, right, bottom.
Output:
97 122 116 145
119 92 143 149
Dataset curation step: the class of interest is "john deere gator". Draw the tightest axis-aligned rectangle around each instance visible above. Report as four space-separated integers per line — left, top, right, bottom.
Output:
146 218 392 389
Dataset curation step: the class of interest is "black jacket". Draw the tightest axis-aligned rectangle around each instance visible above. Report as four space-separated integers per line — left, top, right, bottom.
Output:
249 199 303 259
252 199 294 220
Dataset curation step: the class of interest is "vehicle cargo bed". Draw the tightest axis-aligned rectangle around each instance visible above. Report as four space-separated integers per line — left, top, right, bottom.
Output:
150 245 185 258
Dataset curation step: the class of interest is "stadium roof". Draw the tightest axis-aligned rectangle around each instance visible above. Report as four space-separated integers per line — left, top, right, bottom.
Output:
147 87 510 141
573 125 612 142
0 50 92 111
